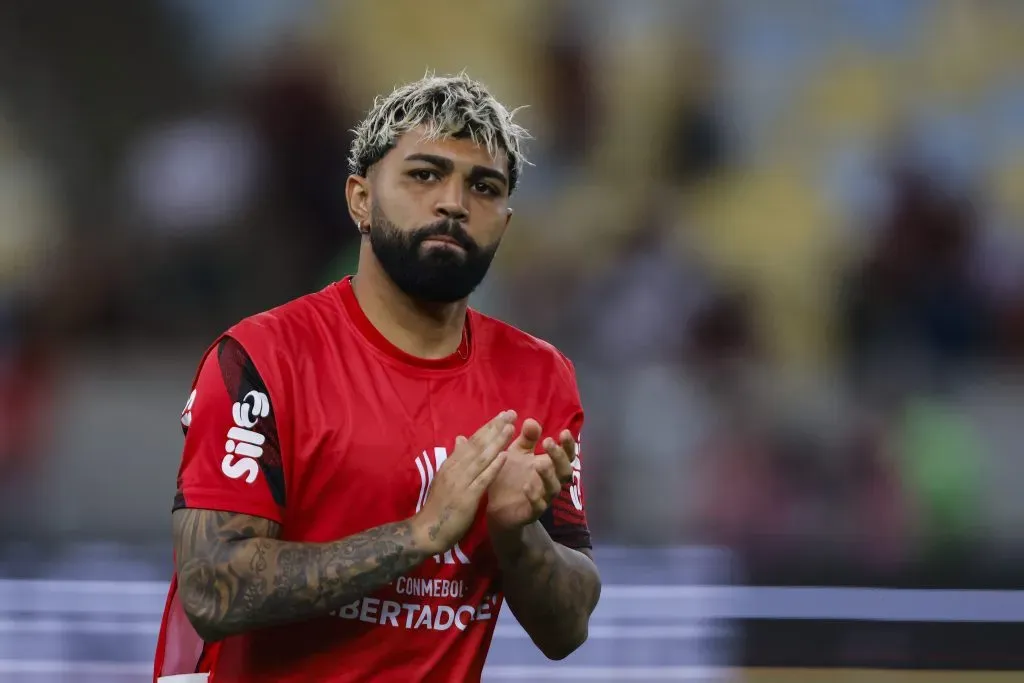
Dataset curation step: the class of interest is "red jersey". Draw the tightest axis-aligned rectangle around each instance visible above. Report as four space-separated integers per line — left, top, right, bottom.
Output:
154 276 590 683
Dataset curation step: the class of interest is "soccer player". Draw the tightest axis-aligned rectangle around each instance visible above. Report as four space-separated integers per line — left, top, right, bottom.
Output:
152 73 601 683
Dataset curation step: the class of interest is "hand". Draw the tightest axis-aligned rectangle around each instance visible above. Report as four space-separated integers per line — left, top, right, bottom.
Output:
487 420 578 531
413 411 516 554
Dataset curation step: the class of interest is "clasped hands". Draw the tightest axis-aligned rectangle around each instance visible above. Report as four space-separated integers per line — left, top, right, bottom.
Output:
465 414 577 531
409 411 578 556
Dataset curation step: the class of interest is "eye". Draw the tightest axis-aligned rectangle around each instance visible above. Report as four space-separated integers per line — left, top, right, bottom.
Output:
409 169 440 183
472 181 500 197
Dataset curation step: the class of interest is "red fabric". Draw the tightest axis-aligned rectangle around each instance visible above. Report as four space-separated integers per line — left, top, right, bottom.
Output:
154 277 590 683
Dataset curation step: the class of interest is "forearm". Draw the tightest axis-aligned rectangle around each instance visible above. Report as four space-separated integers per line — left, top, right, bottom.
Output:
174 509 435 641
491 521 601 660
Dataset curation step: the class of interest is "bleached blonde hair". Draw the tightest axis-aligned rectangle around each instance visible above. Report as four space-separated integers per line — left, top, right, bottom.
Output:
349 72 530 194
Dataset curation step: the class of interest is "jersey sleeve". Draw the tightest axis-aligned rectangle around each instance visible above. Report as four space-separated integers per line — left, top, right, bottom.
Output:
171 336 287 523
539 360 591 550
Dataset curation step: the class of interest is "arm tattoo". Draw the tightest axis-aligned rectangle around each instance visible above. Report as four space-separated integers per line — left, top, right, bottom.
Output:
172 509 432 641
493 523 601 660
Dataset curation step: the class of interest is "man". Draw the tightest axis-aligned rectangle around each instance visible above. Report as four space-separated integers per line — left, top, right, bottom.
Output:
153 73 602 683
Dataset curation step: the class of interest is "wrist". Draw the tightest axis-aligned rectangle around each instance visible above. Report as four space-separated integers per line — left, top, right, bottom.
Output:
488 520 530 565
409 512 445 556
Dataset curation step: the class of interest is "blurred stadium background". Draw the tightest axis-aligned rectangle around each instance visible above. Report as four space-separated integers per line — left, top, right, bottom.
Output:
2 0 1024 680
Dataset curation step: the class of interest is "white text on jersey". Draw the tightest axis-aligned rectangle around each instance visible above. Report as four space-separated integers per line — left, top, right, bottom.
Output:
569 435 584 511
330 593 499 632
221 390 271 484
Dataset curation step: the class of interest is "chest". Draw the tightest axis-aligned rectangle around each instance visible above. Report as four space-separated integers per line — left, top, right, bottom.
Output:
283 360 552 546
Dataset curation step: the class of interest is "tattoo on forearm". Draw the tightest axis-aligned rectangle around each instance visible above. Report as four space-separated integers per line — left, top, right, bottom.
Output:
497 525 601 656
172 509 431 640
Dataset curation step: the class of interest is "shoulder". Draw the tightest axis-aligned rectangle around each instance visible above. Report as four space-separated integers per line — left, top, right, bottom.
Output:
225 284 344 358
205 283 346 390
471 311 577 389
230 284 341 343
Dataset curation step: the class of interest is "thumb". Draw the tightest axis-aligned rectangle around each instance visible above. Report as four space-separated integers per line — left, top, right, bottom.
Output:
513 419 543 452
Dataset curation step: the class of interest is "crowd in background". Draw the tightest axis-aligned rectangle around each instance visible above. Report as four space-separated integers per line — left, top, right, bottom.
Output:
2 0 1024 587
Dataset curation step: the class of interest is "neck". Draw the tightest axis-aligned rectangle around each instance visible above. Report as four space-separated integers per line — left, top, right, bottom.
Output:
352 255 468 360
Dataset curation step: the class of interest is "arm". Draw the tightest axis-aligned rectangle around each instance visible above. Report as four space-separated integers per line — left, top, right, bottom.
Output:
491 522 601 660
174 406 513 642
173 508 436 641
487 396 601 659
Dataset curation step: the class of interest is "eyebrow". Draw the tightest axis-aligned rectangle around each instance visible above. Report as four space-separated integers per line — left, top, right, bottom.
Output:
404 153 508 189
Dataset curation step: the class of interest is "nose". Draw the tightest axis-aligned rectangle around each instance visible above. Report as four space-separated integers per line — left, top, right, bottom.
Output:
434 182 469 223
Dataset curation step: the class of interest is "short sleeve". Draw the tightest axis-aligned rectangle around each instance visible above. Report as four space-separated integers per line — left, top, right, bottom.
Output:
539 360 591 550
172 336 286 523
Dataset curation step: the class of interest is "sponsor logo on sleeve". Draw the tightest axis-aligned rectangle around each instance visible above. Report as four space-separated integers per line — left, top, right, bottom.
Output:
221 390 270 484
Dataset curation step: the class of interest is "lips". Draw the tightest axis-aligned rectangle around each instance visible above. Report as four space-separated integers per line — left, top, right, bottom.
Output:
424 235 459 245
422 235 466 250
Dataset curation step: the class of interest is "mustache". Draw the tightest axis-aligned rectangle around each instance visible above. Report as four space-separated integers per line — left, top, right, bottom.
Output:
411 219 478 252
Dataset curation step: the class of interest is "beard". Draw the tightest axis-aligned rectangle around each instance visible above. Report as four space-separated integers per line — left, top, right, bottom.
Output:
368 205 500 304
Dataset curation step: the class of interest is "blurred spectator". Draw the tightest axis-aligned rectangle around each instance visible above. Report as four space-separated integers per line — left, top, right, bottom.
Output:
0 300 56 538
119 102 261 339
1000 293 1024 361
686 286 761 388
839 414 917 573
691 408 787 563
570 200 714 368
665 40 730 186
244 44 361 292
840 161 993 385
538 7 599 169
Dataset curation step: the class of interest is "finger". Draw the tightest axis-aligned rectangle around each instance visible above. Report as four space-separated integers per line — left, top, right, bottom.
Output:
473 413 520 446
472 451 508 492
471 410 517 447
560 430 578 461
523 481 548 516
471 423 514 474
512 418 543 453
543 438 573 482
534 456 562 499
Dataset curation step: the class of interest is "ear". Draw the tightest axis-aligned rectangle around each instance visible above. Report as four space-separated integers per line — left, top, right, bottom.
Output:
503 207 513 229
345 175 371 231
